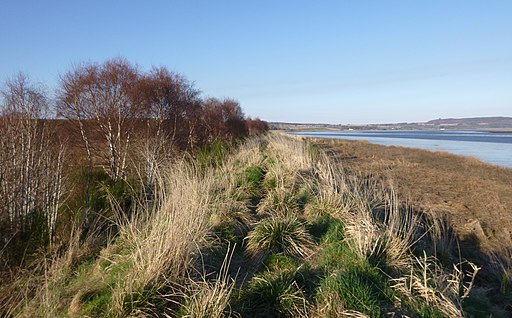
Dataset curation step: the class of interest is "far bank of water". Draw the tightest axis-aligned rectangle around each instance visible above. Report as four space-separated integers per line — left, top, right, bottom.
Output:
291 130 512 168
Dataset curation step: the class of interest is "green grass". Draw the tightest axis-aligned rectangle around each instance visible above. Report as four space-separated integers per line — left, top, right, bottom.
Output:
196 140 231 171
242 166 265 190
238 165 265 205
264 254 297 272
316 264 395 318
66 256 135 317
314 217 362 272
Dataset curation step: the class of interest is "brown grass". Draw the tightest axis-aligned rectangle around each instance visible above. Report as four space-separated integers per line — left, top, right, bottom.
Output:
315 138 512 257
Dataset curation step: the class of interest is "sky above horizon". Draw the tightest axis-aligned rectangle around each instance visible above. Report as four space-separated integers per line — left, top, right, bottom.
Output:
1 1 511 124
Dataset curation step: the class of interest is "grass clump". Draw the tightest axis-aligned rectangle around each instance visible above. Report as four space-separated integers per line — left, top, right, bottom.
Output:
246 215 314 259
237 268 308 317
256 186 300 217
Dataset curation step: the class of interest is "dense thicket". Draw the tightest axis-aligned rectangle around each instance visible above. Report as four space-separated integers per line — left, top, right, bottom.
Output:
0 58 268 269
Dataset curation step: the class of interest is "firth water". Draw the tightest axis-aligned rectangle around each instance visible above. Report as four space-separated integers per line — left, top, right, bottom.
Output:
292 130 512 168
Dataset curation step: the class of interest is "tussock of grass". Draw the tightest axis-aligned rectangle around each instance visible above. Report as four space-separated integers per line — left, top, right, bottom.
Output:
246 215 314 259
238 268 309 317
256 186 300 217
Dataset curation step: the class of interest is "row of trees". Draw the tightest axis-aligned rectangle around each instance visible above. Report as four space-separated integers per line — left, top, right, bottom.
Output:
57 58 267 181
0 58 268 254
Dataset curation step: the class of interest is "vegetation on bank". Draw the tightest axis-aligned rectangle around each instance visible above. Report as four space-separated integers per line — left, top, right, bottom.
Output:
2 132 510 317
1 59 510 316
0 59 268 267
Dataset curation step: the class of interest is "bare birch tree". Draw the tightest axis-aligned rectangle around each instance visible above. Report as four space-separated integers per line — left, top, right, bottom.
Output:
201 98 248 143
133 67 201 193
0 73 64 244
57 58 141 181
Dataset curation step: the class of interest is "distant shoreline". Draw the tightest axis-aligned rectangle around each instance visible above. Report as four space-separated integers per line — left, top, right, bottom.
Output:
292 130 512 168
270 116 512 133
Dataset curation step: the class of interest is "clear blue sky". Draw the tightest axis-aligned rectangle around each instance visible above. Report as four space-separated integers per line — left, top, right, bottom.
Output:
1 1 511 124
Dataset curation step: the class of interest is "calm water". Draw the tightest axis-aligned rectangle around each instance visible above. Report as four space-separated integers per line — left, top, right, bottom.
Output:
292 130 512 168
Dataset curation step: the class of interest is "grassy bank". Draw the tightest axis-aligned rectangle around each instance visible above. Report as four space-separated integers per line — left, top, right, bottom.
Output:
315 138 512 257
1 133 510 317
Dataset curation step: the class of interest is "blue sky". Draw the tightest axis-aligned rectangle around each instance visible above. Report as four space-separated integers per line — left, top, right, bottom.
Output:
1 1 511 124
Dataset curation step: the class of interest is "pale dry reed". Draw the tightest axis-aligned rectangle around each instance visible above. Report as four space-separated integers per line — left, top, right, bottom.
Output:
304 154 352 219
266 133 313 173
112 161 214 314
178 247 237 318
391 252 480 317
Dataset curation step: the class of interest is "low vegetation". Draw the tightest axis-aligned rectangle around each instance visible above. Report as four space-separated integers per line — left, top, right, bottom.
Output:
2 130 511 317
0 65 510 316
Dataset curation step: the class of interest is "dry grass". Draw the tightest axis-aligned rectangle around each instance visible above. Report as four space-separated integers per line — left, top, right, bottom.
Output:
316 138 512 256
391 252 480 317
178 247 237 318
4 225 100 317
304 155 352 219
111 161 215 315
266 133 313 173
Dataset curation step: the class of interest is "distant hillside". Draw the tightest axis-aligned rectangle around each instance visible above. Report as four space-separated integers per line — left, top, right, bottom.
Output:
426 116 512 128
271 116 512 131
